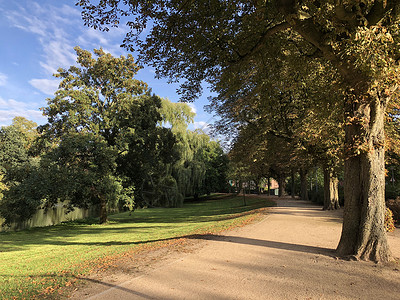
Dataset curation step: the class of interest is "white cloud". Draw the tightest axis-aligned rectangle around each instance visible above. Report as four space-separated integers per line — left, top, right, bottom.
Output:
77 27 126 58
29 79 60 95
6 6 47 37
102 44 126 58
5 2 78 76
0 73 7 86
39 40 76 75
0 97 27 109
0 96 45 126
83 28 110 46
59 4 81 17
5 2 129 79
0 109 45 127
193 121 210 131
187 103 197 114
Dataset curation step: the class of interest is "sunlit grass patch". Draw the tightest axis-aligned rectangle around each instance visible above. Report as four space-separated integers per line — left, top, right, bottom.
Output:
0 195 275 299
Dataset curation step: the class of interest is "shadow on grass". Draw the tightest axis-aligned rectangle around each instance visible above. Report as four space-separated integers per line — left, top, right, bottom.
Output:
2 233 334 256
0 198 276 252
0 232 335 298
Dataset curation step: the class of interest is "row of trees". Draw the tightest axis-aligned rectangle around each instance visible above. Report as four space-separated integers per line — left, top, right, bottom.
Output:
77 0 400 262
0 48 228 226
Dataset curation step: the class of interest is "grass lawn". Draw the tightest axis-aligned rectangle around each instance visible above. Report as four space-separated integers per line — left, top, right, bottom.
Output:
0 194 275 299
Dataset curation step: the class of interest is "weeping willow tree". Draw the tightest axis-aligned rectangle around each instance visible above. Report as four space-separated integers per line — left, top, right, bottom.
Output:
148 99 225 207
173 130 210 201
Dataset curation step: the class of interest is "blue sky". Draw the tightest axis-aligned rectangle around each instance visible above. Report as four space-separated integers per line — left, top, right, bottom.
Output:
0 0 215 131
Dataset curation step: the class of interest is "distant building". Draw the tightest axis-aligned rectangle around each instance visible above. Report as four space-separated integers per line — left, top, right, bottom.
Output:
267 178 279 196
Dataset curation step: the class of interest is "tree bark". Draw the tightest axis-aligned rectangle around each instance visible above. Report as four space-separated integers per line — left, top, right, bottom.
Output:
257 177 262 195
291 170 295 199
300 168 308 201
277 0 393 263
323 168 339 210
336 94 391 262
242 182 247 206
278 176 285 197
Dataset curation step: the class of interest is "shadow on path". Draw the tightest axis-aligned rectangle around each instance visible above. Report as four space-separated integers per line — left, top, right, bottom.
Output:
78 277 152 299
188 234 336 257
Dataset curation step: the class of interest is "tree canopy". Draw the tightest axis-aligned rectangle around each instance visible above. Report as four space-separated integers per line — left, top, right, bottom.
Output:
0 49 229 226
77 0 400 262
38 47 177 222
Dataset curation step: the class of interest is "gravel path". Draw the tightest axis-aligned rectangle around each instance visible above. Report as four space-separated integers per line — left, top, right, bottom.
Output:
72 197 400 300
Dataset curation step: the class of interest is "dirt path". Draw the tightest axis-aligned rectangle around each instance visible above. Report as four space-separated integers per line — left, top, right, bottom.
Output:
71 197 400 300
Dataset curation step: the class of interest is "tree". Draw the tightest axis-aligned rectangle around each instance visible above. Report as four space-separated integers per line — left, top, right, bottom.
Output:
202 140 229 195
40 47 173 222
0 161 47 226
0 116 37 174
227 160 252 205
78 0 400 262
0 117 42 226
10 117 38 150
214 49 340 203
277 2 400 262
43 133 122 224
158 99 228 203
0 125 29 172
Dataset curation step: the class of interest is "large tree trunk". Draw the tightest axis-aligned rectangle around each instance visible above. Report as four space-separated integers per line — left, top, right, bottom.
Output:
99 195 108 224
300 168 308 201
277 0 394 263
336 95 391 262
323 168 340 210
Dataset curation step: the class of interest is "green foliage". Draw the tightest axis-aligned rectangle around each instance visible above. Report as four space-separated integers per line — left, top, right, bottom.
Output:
38 47 170 219
10 116 38 150
159 98 195 129
0 125 29 171
156 99 229 204
202 141 230 194
0 161 44 226
76 0 400 261
385 184 400 201
115 96 177 206
40 46 148 141
0 171 6 201
119 185 135 211
42 133 121 210
0 48 229 228
157 175 183 208
0 118 41 225
385 160 400 200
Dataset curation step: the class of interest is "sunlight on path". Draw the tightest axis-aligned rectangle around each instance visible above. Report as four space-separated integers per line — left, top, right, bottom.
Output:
75 196 400 300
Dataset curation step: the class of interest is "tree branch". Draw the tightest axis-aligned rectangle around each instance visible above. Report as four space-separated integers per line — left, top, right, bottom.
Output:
238 21 291 61
278 5 370 92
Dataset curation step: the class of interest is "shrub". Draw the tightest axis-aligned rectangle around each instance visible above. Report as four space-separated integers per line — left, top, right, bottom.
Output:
385 207 396 232
386 198 400 224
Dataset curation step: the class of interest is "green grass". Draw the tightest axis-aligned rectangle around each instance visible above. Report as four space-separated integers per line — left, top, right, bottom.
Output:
0 195 275 299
